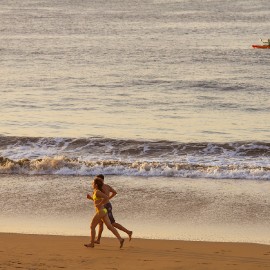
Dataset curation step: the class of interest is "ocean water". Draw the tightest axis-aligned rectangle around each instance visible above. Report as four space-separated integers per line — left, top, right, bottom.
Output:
0 0 270 243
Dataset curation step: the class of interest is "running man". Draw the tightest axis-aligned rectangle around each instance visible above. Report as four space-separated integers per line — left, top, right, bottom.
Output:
94 174 132 244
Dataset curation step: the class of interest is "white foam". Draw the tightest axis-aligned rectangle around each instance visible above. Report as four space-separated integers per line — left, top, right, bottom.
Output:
0 156 269 180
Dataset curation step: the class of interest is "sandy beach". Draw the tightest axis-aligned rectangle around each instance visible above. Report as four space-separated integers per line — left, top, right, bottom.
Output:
1 233 270 270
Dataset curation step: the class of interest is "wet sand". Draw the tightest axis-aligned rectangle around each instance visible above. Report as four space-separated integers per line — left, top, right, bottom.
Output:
1 233 270 270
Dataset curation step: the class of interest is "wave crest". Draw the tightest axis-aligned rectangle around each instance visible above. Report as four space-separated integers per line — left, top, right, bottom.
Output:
0 155 269 180
0 136 269 179
0 136 269 159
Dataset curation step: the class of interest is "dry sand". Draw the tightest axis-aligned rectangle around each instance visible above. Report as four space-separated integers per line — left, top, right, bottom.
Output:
1 233 270 270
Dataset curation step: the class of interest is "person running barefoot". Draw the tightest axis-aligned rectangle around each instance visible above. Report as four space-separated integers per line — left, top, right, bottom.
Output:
84 177 124 248
94 174 132 244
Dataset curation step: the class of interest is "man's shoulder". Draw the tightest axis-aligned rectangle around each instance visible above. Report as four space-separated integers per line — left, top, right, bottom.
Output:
103 183 112 190
103 183 115 191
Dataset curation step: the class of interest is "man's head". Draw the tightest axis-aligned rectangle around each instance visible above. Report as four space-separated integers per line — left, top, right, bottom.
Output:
96 174 105 182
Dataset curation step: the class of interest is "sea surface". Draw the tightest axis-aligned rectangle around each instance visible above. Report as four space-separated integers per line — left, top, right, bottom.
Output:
0 0 270 243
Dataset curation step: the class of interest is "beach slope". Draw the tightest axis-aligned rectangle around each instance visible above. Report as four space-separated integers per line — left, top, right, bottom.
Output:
1 233 270 269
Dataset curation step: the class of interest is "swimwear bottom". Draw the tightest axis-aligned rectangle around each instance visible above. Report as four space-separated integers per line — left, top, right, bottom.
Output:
104 202 115 224
97 208 107 215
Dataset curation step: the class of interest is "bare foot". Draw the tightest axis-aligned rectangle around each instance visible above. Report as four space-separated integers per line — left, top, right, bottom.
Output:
94 240 100 244
120 239 125 249
128 231 133 242
84 243 94 248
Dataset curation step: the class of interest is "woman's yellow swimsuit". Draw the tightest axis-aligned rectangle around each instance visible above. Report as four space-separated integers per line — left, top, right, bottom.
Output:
93 192 108 214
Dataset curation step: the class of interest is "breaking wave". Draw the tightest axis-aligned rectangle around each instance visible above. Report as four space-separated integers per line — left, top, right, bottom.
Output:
0 136 269 179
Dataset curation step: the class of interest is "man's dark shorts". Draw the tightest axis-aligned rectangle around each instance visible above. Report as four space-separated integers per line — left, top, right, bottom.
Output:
104 202 115 224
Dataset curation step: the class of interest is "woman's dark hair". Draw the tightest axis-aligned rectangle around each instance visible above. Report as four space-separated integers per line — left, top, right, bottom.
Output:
94 177 103 191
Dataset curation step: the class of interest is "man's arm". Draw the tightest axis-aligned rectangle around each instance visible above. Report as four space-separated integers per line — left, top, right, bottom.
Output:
108 185 117 200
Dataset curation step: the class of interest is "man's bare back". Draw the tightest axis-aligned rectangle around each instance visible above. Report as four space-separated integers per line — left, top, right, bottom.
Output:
102 183 117 200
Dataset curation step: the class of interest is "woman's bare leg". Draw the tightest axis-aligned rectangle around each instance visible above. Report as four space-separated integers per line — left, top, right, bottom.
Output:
85 213 102 248
102 215 124 248
95 221 104 244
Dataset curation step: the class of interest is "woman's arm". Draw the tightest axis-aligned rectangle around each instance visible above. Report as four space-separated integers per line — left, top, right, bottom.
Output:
95 190 109 206
87 194 93 200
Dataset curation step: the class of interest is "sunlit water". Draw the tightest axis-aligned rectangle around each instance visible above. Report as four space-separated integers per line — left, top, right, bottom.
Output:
0 0 269 141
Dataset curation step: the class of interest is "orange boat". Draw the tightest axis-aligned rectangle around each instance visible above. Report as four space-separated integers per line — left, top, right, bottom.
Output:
252 44 270 49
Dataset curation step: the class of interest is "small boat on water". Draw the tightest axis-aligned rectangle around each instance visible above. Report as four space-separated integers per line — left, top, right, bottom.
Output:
252 44 270 49
252 39 270 49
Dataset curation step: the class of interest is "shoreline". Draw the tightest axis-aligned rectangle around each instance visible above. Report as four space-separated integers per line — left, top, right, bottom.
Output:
1 233 270 270
2 174 270 245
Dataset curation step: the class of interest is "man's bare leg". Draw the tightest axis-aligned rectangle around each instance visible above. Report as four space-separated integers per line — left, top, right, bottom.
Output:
113 223 133 241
